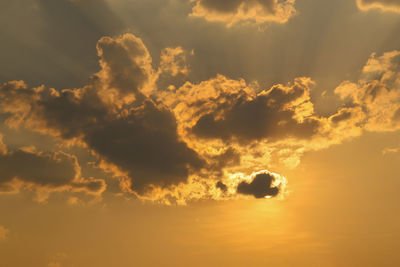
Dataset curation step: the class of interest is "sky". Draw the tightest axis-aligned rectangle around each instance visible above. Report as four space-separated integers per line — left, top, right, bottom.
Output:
1 0 400 266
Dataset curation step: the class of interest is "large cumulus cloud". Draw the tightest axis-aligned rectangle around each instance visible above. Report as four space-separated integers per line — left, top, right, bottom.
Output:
191 78 321 142
190 0 296 26
2 32 397 204
0 35 204 194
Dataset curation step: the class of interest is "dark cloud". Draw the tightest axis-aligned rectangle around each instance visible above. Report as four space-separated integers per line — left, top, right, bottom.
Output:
0 32 378 202
330 110 353 124
192 80 321 142
216 181 228 192
190 0 296 26
83 100 204 193
0 150 76 188
0 137 105 198
0 83 205 194
0 34 205 195
95 34 154 99
236 172 279 198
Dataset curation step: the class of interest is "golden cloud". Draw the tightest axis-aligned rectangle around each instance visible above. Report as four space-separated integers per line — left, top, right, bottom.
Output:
1 33 399 204
189 0 296 27
335 50 400 132
357 0 400 13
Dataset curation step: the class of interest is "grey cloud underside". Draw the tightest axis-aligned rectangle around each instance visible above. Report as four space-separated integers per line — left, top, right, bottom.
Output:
197 0 276 13
236 172 279 198
96 35 152 98
0 32 208 194
81 101 204 192
0 83 204 193
330 111 353 124
0 31 329 197
0 150 74 187
192 84 320 142
0 148 103 194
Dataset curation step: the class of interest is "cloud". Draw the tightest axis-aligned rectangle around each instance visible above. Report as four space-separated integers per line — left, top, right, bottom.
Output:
357 0 400 13
0 82 204 194
159 47 190 77
95 34 155 104
216 181 228 192
137 169 287 205
335 50 400 132
1 32 390 204
161 74 364 173
0 34 204 196
382 147 400 155
191 77 321 142
0 134 105 202
0 225 8 240
237 172 279 198
189 0 296 26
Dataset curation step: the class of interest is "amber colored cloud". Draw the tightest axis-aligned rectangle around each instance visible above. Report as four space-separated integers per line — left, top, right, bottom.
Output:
189 0 296 26
0 34 204 196
335 50 400 132
2 33 397 204
357 0 400 13
160 74 364 175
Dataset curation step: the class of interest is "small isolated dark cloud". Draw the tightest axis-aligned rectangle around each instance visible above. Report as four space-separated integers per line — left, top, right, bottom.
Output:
236 172 279 198
216 181 228 192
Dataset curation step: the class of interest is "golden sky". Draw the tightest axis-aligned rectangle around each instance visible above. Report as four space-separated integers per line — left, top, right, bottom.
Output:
1 0 400 266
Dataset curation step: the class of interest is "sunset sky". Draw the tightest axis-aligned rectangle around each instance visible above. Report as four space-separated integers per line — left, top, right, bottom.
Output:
1 0 400 266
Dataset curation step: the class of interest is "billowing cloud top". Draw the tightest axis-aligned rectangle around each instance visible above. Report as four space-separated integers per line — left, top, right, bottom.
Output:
335 50 400 132
190 0 296 26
